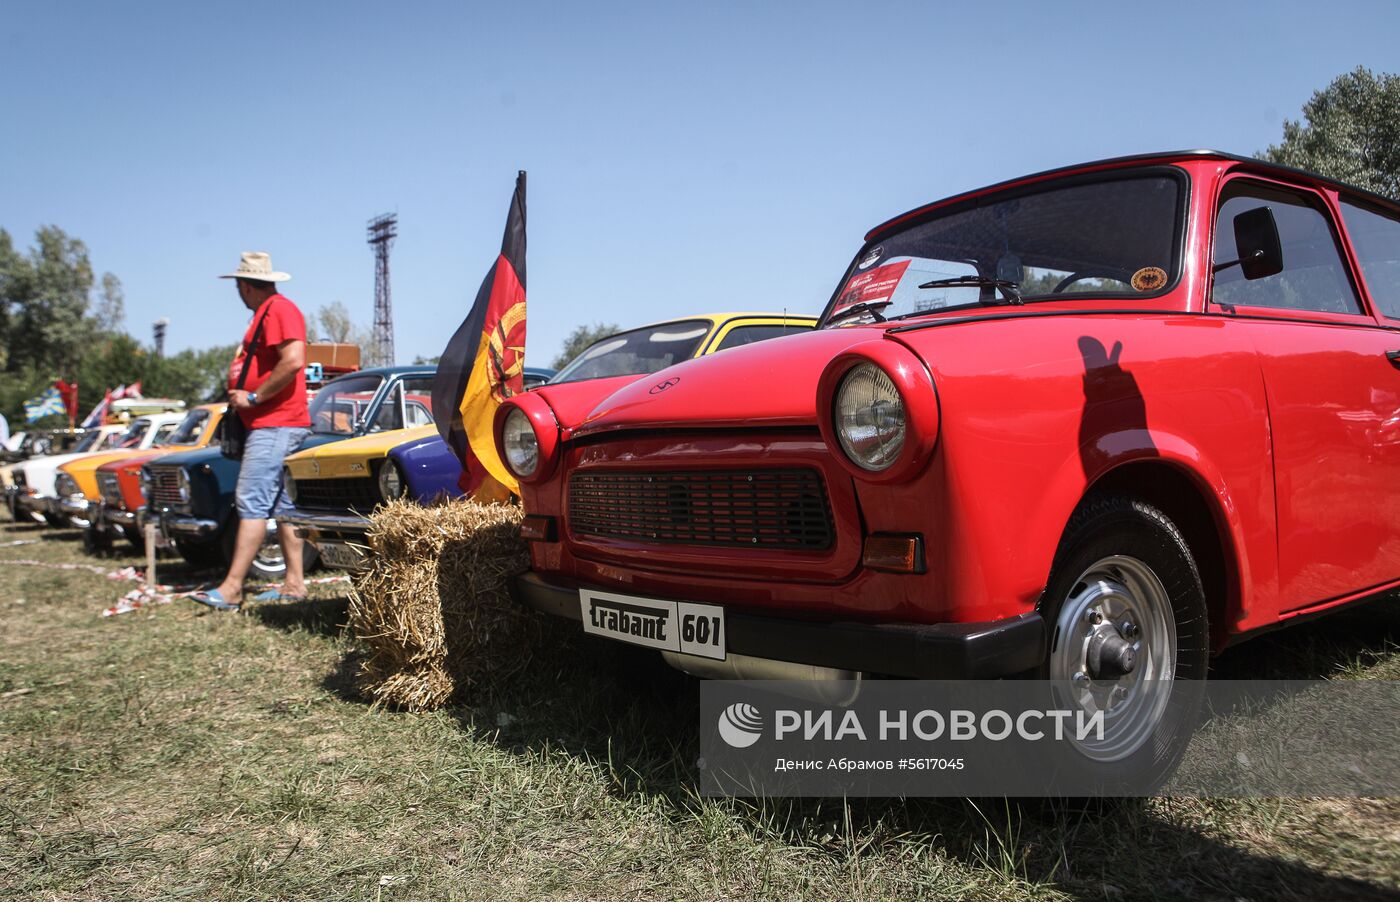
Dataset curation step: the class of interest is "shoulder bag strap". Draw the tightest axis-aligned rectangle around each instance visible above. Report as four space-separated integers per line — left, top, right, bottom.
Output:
235 303 275 390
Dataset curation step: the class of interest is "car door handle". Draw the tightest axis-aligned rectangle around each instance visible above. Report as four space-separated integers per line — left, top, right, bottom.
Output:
1389 350 1400 369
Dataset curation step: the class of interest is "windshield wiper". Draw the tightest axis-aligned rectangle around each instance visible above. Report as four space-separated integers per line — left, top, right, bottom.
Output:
826 300 891 324
917 275 1024 306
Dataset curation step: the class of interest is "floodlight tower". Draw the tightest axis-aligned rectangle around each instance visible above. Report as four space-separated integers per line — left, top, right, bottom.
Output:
367 213 398 367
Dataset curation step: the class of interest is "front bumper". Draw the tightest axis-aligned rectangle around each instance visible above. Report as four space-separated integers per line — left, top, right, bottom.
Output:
512 573 1047 679
281 509 371 537
16 492 56 517
60 496 97 526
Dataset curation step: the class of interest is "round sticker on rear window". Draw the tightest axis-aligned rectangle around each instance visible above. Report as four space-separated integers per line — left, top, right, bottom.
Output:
1131 266 1168 292
858 246 883 270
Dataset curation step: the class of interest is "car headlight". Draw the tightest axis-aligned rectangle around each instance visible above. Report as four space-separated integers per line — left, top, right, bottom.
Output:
283 466 298 504
502 407 539 478
835 363 906 471
56 473 79 498
139 468 152 499
378 460 406 500
176 468 191 504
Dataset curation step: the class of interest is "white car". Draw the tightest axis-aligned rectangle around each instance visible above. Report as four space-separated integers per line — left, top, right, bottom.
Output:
11 416 186 526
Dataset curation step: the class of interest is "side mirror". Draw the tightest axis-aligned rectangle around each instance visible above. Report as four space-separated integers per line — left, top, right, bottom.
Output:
1214 206 1283 280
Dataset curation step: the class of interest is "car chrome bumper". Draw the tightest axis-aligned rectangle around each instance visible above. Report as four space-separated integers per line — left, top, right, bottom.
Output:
17 493 55 516
512 572 1047 679
281 509 371 537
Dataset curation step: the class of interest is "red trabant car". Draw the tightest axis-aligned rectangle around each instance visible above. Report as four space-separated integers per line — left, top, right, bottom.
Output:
495 151 1400 774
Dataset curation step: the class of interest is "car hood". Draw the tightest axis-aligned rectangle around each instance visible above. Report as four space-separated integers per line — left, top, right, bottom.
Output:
16 451 113 495
285 425 437 479
569 326 885 438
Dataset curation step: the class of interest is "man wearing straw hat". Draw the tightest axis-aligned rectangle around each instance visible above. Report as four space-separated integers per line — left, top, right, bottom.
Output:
190 252 310 611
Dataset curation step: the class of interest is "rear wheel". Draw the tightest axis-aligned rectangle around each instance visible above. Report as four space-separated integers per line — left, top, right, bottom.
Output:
1038 494 1209 792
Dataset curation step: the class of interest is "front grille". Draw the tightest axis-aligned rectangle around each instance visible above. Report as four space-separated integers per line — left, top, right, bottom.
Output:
98 472 124 506
293 477 380 514
568 468 834 550
148 466 183 509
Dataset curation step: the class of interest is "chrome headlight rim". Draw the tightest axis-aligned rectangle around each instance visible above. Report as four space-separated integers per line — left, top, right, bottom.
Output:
377 459 406 501
502 407 540 478
56 473 80 498
283 466 298 504
175 468 191 504
834 362 907 472
138 468 152 500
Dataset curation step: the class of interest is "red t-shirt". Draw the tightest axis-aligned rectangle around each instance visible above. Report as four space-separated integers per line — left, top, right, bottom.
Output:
228 294 311 429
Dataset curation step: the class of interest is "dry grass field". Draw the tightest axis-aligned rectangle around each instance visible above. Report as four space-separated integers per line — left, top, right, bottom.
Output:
2 511 1398 901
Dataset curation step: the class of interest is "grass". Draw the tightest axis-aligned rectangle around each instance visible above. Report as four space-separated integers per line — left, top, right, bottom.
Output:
1 512 1398 900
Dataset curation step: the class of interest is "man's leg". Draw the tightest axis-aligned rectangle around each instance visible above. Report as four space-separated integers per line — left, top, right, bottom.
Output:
216 516 269 601
278 520 306 597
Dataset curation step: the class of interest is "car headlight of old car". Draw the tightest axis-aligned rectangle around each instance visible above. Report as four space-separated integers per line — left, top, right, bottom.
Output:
139 467 152 500
502 407 539 478
378 460 406 500
283 467 298 504
56 473 80 498
176 468 191 504
835 363 906 471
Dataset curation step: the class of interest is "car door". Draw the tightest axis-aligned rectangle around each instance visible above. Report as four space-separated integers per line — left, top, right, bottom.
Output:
1211 175 1400 611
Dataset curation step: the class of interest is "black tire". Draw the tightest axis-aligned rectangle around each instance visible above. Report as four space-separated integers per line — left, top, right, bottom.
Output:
122 526 147 556
1036 494 1209 794
174 536 225 568
82 526 114 555
43 512 68 529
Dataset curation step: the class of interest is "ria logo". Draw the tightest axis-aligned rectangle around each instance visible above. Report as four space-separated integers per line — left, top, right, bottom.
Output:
718 702 763 748
650 377 681 395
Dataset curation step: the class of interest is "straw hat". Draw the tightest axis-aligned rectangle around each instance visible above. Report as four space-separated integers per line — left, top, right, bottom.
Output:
219 251 290 282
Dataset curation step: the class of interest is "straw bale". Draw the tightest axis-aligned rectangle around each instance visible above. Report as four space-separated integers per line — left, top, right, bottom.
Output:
347 497 534 711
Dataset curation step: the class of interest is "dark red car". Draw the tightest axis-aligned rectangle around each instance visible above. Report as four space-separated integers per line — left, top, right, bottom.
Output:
494 151 1400 778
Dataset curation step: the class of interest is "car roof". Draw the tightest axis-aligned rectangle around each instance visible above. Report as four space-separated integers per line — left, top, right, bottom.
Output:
866 149 1400 243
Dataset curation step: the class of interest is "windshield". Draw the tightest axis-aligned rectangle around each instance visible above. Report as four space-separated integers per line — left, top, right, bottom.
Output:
116 421 151 449
162 409 210 446
309 374 384 435
73 431 101 453
551 320 712 384
826 173 1184 325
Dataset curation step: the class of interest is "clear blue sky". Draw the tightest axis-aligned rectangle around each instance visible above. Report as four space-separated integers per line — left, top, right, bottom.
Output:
3 1 1397 366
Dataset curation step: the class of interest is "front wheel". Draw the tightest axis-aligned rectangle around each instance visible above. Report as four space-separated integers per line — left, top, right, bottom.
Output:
1038 494 1209 793
242 519 320 582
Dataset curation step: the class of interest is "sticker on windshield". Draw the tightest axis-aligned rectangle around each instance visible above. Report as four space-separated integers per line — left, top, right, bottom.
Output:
857 245 884 270
834 260 911 315
1131 266 1167 292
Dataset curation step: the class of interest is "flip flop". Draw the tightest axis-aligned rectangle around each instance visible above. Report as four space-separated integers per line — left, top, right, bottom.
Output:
188 589 241 612
250 589 309 603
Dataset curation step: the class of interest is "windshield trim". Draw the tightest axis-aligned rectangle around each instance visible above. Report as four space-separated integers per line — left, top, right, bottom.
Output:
309 374 391 436
818 166 1191 328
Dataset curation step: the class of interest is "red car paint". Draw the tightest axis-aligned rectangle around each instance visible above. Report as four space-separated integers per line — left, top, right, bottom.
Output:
503 152 1400 655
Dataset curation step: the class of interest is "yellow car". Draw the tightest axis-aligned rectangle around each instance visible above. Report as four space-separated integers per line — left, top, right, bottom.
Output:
283 312 818 570
55 406 222 531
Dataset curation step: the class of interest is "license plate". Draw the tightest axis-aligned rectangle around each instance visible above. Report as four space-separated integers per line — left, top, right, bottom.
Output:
579 590 726 661
317 540 369 571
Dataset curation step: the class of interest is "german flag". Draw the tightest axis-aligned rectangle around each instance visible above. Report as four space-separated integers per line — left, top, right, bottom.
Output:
430 171 528 499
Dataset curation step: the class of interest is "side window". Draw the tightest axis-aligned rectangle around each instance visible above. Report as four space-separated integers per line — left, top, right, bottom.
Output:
372 383 404 432
1340 200 1400 320
714 323 814 352
1212 182 1361 315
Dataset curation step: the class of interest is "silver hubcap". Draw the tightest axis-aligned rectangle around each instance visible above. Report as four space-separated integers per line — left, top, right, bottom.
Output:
255 519 285 572
1050 555 1175 761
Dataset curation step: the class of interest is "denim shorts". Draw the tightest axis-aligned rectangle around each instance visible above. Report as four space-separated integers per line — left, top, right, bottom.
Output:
235 426 311 520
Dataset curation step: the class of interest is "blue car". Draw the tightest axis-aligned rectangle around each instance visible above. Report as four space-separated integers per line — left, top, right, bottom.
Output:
144 365 436 579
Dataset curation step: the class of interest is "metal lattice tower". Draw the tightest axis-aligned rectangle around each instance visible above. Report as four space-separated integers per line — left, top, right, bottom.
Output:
367 213 398 366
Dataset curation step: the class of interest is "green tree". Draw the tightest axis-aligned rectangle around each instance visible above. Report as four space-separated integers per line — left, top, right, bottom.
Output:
1263 67 1400 200
313 301 370 347
94 272 125 332
552 322 619 369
